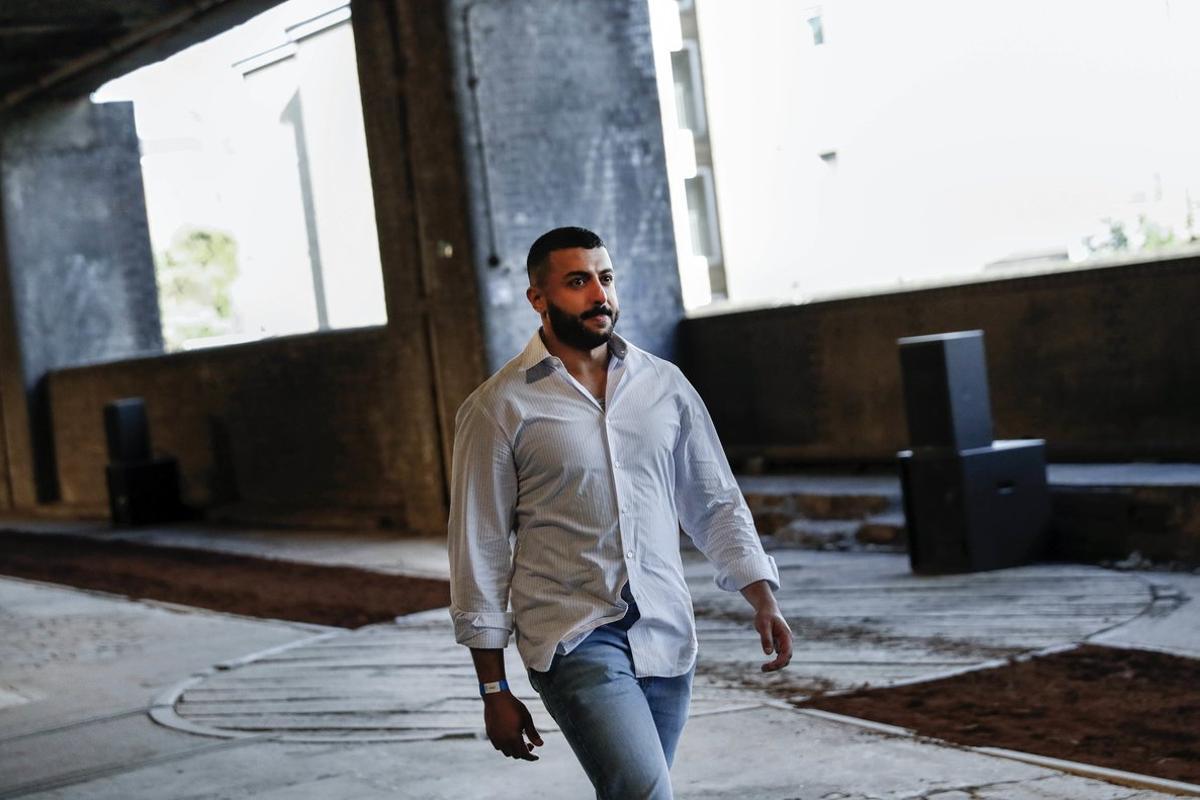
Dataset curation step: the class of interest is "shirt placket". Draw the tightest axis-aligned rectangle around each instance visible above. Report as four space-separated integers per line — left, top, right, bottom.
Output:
603 360 636 599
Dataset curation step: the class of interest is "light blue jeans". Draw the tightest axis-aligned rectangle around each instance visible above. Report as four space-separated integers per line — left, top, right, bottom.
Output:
527 613 695 800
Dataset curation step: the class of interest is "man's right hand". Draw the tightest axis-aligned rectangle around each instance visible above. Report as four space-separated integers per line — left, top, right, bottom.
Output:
483 692 544 761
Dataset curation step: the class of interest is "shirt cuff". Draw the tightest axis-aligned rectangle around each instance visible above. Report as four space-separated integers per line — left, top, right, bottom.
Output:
451 608 514 649
714 552 781 593
460 627 512 649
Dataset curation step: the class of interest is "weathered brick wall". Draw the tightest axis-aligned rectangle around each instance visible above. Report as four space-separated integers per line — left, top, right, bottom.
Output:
47 327 434 528
446 0 684 371
1051 485 1200 564
682 254 1200 464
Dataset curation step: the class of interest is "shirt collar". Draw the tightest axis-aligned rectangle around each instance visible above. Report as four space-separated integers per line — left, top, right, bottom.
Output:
517 328 630 373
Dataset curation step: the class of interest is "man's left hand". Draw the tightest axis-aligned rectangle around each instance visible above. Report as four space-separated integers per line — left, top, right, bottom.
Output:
754 608 793 672
739 579 793 672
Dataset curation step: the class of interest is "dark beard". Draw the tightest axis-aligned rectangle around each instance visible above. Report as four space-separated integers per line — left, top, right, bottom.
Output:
546 300 619 351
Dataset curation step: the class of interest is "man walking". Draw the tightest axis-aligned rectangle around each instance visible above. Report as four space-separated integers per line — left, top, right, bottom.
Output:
448 227 791 799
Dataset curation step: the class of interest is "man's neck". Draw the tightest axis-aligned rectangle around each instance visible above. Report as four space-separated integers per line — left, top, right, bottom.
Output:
539 326 610 377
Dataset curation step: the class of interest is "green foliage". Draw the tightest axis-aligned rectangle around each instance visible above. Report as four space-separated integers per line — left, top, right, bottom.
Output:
1138 213 1175 250
1083 213 1179 259
1101 218 1128 252
155 227 240 351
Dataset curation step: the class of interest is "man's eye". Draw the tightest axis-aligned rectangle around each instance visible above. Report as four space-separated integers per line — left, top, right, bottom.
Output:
601 275 614 284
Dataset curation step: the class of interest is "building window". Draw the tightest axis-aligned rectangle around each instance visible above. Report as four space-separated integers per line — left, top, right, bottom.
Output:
671 43 707 136
808 12 825 46
652 0 729 306
93 0 385 352
685 167 722 264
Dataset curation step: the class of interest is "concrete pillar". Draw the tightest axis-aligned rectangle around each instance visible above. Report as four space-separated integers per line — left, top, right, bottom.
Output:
447 0 685 370
352 0 490 531
0 208 22 510
0 98 162 505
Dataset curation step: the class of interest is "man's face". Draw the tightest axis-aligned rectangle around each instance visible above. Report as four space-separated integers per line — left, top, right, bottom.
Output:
526 246 620 352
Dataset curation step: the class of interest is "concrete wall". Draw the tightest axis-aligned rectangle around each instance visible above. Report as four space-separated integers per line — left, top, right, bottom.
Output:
0 98 163 503
47 327 421 525
0 0 488 532
447 0 684 371
682 254 1200 464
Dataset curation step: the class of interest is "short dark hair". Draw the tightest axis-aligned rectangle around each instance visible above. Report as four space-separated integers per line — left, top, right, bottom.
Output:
526 226 605 286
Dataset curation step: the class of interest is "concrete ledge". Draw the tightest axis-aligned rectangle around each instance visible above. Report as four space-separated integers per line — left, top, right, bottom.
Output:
738 465 1200 566
791 707 914 738
1052 483 1200 565
975 748 1200 798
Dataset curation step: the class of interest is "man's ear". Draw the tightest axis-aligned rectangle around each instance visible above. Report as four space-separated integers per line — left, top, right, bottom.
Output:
526 285 546 315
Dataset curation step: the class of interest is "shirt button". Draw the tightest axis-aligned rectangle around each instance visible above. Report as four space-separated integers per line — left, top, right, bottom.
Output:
614 460 621 469
626 550 634 559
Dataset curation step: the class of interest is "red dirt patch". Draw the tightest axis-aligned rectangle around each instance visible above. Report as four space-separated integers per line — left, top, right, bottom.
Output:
800 644 1200 784
0 530 449 628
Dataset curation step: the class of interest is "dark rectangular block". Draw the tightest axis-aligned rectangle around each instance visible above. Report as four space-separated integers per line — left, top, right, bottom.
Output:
897 330 994 451
899 440 1051 573
105 458 183 526
104 398 151 464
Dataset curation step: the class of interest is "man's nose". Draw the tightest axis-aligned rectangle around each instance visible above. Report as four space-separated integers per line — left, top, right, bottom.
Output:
587 279 608 304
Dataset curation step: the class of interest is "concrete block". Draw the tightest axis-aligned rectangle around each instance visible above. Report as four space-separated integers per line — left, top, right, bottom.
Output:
795 492 893 519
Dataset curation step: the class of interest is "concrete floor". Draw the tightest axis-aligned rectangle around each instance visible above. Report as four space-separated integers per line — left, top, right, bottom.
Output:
736 462 1200 499
1 529 1196 799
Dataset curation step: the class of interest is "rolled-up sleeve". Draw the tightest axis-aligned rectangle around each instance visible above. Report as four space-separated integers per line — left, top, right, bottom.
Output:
447 396 518 649
673 376 780 593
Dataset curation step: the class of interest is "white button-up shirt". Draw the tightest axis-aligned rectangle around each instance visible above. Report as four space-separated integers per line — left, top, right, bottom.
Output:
447 329 779 677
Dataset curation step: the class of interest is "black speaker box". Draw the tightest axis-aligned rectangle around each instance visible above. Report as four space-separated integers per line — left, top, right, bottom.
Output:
897 330 994 451
106 459 184 526
104 398 151 464
899 440 1051 574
